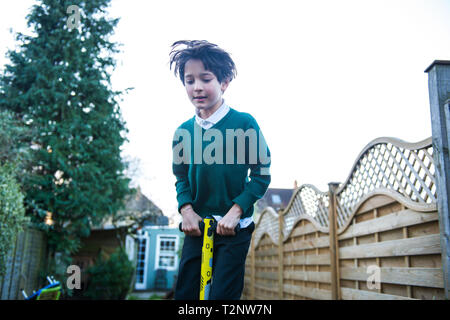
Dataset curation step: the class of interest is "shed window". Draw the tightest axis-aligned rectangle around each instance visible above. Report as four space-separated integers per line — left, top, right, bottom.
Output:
155 235 178 271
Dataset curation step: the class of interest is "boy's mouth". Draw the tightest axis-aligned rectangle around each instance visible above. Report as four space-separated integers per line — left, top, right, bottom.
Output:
194 96 207 100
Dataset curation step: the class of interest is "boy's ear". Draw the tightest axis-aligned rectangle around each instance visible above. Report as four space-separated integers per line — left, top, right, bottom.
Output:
221 78 230 93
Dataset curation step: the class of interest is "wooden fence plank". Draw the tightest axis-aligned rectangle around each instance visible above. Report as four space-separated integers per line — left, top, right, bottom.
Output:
289 222 319 238
340 287 416 300
254 247 278 257
355 195 397 215
254 283 278 294
340 267 444 288
283 284 332 300
283 236 330 252
284 270 331 284
339 234 441 259
258 235 275 246
284 253 331 266
339 209 438 240
256 271 278 281
255 260 278 268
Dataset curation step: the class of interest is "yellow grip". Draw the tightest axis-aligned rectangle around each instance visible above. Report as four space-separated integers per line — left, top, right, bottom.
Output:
199 218 214 300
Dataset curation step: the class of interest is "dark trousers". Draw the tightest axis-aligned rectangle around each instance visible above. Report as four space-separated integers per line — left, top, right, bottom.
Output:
174 222 254 300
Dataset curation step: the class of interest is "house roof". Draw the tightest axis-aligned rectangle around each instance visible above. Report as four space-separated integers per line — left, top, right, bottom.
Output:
122 186 163 215
93 186 164 230
256 187 295 211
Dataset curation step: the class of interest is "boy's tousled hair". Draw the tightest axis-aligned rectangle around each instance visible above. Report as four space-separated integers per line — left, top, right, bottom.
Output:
169 40 237 85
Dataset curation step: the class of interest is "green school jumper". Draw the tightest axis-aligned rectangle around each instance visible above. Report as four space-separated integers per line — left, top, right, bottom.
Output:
172 107 271 219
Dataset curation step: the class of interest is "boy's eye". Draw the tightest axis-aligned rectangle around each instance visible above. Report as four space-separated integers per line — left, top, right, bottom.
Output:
185 79 211 85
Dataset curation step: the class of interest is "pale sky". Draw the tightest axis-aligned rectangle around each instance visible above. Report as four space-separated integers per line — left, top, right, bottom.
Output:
1 0 450 226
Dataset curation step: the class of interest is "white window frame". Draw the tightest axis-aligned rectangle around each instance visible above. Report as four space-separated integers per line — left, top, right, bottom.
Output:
135 230 150 290
154 234 179 271
125 235 135 262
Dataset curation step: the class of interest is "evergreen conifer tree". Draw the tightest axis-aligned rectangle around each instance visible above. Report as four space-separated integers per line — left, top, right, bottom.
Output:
0 0 132 273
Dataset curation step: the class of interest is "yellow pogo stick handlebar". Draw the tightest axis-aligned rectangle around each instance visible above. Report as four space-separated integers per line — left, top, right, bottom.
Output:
179 217 241 300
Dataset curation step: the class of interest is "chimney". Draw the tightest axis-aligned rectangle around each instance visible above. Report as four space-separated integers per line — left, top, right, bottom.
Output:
294 180 298 189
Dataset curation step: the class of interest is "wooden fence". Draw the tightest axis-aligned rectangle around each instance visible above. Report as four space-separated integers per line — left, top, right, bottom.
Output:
243 136 446 300
0 228 47 300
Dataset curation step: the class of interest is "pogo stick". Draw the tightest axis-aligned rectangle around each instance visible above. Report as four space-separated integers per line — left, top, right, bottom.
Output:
179 216 240 300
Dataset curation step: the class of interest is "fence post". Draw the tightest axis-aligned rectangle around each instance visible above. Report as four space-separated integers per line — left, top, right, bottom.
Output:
250 234 255 300
19 229 30 299
328 182 341 300
425 60 450 299
278 209 284 300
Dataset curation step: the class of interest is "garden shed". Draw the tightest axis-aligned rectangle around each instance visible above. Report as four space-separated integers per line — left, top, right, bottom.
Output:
135 225 183 292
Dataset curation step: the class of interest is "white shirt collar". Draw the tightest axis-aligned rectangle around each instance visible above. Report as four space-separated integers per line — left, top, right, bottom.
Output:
195 100 230 129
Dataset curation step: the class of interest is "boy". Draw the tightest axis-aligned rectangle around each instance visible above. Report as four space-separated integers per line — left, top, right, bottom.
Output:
170 40 271 300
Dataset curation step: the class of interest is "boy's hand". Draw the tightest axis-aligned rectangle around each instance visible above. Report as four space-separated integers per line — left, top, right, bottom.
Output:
180 204 202 237
217 203 243 236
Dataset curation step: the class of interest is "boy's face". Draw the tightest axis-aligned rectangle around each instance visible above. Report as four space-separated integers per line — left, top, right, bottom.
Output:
184 59 229 115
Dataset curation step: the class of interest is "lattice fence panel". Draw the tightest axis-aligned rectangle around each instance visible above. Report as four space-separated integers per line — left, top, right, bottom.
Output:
282 185 329 237
252 207 279 249
337 138 436 229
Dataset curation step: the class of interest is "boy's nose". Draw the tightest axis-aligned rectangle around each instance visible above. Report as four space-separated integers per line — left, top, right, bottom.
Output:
193 81 203 91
